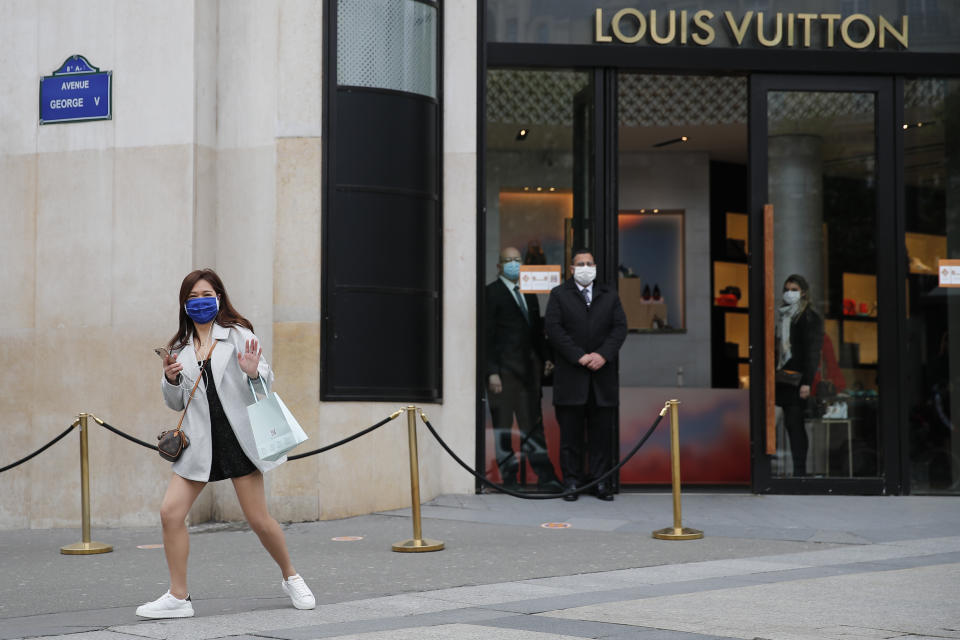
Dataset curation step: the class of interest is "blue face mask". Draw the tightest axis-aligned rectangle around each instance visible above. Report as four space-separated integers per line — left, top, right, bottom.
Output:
184 296 219 324
503 260 521 281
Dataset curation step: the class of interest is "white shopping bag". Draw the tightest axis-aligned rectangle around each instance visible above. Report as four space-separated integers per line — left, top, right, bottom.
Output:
246 378 308 462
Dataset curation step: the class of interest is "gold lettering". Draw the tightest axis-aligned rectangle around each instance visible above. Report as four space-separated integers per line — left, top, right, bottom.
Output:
878 15 908 49
757 12 783 47
692 10 716 45
725 10 753 45
592 8 907 51
650 9 676 45
821 13 841 47
594 8 612 43
841 14 875 49
797 13 817 47
611 8 646 44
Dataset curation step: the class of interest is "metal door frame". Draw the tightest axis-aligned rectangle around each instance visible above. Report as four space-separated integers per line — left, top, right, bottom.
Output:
748 74 900 494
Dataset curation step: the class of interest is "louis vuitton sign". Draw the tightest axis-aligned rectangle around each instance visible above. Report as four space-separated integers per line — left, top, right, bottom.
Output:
594 9 908 50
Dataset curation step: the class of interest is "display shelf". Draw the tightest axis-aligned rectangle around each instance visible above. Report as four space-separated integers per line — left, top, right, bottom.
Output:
713 260 749 308
714 305 748 312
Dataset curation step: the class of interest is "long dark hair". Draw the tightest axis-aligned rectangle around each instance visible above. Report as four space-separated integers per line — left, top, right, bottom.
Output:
168 269 254 350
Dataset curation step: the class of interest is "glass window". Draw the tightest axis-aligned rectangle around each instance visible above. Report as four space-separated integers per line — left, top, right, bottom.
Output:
616 73 751 487
337 0 437 98
904 77 960 494
482 69 592 491
766 90 881 479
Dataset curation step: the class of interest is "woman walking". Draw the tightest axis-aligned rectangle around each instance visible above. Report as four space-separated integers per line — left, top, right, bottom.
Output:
137 269 314 618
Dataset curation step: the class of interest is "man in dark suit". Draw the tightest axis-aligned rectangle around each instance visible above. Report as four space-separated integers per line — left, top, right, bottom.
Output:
544 249 628 501
486 246 562 491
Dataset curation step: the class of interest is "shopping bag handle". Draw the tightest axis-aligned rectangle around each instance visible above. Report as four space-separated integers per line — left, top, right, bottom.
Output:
247 376 269 403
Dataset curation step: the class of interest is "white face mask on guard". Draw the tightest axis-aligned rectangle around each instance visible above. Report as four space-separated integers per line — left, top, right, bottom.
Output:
574 265 596 287
782 290 801 305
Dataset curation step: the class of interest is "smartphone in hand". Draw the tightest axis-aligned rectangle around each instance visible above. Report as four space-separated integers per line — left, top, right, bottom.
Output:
154 347 171 359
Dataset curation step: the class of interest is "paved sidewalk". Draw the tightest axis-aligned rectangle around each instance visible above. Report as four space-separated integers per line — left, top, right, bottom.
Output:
1 493 959 639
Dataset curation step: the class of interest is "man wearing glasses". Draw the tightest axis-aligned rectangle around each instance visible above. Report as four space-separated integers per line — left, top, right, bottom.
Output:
485 246 563 492
544 249 628 501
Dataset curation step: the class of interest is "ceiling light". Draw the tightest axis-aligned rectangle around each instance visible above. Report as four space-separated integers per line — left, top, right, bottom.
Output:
523 186 530 191
516 128 529 141
549 187 556 192
653 208 660 213
536 186 542 191
652 136 688 148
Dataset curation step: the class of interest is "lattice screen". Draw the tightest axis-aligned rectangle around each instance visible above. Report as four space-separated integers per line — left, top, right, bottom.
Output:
338 0 437 99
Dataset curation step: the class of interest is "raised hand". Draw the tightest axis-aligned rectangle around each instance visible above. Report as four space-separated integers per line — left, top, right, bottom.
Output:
238 338 262 379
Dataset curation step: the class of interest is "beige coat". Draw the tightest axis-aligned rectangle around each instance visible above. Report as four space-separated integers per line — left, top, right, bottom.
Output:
161 323 282 481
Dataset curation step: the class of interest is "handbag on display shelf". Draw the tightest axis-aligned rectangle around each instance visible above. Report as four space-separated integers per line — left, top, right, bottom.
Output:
157 342 215 462
246 377 309 462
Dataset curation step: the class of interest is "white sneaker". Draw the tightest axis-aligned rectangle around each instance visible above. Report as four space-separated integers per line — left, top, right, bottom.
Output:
281 574 315 610
136 591 195 618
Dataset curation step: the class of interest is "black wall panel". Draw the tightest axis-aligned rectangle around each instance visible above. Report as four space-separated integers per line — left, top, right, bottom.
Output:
325 291 439 399
335 89 438 194
328 190 438 291
323 84 442 400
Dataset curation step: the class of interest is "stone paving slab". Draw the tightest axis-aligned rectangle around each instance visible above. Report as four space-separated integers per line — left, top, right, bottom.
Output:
476 614 738 639
19 633 147 640
540 562 960 640
315 624 584 639
246 608 516 640
416 582 574 606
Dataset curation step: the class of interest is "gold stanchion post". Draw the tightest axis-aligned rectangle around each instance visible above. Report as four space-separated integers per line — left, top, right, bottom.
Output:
392 406 444 552
652 400 704 541
61 413 113 555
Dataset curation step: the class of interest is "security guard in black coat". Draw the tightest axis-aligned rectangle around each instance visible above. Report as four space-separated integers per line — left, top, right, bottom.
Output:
544 249 627 500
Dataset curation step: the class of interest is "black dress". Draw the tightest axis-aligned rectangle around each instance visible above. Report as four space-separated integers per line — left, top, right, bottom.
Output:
200 359 257 482
774 308 824 476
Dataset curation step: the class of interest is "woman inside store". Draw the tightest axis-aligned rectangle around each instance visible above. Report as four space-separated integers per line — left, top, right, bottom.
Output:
136 268 315 618
775 274 824 477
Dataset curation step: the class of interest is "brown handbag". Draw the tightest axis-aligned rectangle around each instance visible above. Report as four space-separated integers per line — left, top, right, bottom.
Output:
775 368 803 386
158 342 215 462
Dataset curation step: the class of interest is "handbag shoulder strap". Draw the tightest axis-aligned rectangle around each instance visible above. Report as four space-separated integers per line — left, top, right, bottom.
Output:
176 341 216 431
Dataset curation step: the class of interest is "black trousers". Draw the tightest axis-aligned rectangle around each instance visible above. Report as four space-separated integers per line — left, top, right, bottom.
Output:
489 368 558 484
776 382 809 476
555 385 615 485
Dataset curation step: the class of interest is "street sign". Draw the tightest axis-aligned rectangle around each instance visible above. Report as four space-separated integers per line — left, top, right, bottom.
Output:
39 55 112 124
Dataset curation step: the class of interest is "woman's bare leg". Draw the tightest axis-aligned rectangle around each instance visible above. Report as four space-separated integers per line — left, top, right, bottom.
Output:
160 474 206 599
232 471 296 578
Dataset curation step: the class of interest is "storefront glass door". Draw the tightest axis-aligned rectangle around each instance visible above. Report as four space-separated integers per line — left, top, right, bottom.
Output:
615 73 751 488
903 78 960 494
750 76 897 493
480 68 596 491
